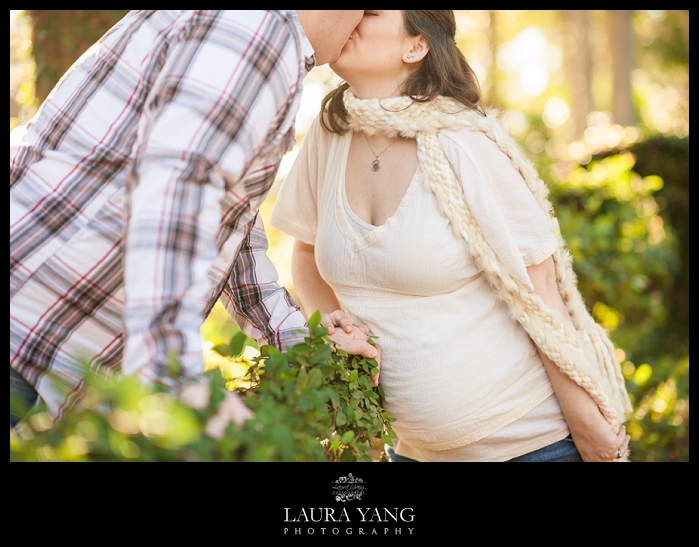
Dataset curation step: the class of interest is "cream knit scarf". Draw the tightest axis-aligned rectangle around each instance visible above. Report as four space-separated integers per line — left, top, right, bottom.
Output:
344 88 632 432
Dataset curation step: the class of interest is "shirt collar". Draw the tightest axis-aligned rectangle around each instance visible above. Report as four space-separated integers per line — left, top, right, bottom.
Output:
287 10 316 72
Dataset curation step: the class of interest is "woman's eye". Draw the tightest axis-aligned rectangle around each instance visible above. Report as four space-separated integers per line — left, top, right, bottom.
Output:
363 11 378 16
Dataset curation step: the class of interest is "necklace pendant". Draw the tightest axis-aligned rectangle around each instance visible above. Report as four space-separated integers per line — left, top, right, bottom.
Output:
371 159 381 172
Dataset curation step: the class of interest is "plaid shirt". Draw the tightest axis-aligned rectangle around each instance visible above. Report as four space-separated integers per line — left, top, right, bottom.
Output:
10 10 311 419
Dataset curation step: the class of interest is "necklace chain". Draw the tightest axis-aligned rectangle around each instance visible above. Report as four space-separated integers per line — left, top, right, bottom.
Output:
362 132 394 172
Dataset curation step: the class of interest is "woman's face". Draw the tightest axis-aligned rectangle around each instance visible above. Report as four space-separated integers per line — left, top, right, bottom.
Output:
330 10 414 87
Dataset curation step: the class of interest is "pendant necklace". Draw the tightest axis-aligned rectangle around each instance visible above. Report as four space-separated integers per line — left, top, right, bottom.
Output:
362 132 394 172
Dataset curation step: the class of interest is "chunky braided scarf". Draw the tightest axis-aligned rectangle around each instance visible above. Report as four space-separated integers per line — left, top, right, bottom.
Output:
344 89 632 432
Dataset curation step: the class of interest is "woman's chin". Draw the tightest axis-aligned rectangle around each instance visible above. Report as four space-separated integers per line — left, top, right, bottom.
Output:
329 61 349 79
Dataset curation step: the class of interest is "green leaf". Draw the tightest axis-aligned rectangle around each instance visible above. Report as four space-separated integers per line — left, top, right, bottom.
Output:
307 310 322 331
340 448 356 461
297 395 312 412
312 327 329 341
265 353 288 374
290 343 313 355
313 344 333 363
297 368 308 389
213 331 248 358
307 368 323 390
260 344 280 357
341 430 355 444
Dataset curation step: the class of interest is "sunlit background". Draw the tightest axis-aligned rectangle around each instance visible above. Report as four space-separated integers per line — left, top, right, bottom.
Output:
10 10 689 461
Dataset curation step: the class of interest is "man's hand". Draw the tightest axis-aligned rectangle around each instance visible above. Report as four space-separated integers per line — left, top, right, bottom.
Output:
180 383 254 439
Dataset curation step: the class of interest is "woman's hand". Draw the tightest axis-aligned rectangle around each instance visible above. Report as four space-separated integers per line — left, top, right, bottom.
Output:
328 329 381 387
569 417 631 462
322 310 381 387
321 310 370 336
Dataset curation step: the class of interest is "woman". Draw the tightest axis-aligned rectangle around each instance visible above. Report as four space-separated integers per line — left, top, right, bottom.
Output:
269 10 632 461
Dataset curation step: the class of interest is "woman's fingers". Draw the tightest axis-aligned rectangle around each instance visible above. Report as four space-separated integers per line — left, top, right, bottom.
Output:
323 315 380 387
616 425 631 459
337 314 354 333
320 313 337 334
621 435 631 453
329 333 378 360
321 310 370 335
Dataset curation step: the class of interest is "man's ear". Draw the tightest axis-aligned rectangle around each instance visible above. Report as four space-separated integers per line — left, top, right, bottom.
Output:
403 36 429 64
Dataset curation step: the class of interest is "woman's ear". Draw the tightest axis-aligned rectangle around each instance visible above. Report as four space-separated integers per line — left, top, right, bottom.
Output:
403 35 429 64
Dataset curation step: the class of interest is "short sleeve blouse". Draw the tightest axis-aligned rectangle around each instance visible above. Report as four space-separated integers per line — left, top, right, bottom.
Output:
269 116 569 461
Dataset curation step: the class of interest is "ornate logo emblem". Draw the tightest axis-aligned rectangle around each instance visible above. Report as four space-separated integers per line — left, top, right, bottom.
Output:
331 473 366 502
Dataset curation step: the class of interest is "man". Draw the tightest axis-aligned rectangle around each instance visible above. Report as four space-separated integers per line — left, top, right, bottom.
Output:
10 10 373 430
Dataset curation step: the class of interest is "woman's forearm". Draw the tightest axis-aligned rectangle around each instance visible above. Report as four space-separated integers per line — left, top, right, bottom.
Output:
527 258 606 419
527 257 627 461
527 259 604 417
291 240 379 369
291 239 342 318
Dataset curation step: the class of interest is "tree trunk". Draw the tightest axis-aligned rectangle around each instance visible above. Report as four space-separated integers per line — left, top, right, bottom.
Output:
485 10 500 109
561 10 595 139
27 10 130 104
609 10 636 126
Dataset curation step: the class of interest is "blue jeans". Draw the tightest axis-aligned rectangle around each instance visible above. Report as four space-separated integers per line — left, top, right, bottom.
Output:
385 436 583 462
506 435 583 462
10 367 39 429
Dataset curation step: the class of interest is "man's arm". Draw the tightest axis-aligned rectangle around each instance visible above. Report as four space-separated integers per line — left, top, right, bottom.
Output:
220 214 309 351
122 12 302 389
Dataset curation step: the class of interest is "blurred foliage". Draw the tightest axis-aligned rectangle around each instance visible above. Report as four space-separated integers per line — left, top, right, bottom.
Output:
545 137 688 462
623 136 689 351
10 10 37 130
26 10 130 104
10 313 395 462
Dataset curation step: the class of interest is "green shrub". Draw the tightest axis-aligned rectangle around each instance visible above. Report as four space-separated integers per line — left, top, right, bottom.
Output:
10 312 396 462
546 142 688 462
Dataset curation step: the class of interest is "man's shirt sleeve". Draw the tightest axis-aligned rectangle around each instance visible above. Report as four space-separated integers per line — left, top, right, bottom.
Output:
122 12 302 387
220 214 309 351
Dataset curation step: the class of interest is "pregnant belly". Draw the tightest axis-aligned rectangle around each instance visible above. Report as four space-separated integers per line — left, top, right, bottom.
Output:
376 328 549 451
339 283 547 450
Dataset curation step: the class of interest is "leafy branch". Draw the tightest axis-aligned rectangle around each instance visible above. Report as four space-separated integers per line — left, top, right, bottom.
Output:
10 311 396 462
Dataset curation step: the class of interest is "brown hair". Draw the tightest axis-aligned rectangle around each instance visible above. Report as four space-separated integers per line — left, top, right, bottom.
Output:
320 10 485 134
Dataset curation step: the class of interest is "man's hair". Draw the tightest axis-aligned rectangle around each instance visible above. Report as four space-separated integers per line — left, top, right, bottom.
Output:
320 10 484 134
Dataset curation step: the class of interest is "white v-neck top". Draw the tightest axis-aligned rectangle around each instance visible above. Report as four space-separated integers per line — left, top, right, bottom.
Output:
270 116 569 461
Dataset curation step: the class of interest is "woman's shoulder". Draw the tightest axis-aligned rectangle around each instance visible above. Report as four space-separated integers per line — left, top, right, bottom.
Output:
438 117 500 152
439 111 521 165
438 126 501 173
